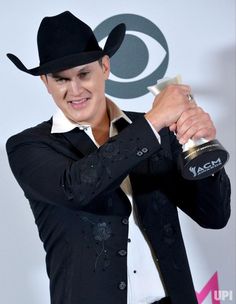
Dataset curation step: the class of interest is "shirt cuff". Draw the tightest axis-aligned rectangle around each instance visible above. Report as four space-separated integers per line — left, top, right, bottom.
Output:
145 118 161 144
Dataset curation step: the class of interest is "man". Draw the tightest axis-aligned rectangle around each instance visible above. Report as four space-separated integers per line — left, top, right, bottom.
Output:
6 11 231 304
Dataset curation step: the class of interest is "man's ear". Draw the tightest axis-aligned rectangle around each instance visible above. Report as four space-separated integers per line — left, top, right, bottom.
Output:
102 55 110 80
40 75 51 94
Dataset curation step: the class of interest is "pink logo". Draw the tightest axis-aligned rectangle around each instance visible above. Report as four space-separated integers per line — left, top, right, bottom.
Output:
196 272 220 304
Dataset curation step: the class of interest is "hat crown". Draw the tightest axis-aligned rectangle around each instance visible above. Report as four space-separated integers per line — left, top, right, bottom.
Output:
7 11 126 75
37 11 101 65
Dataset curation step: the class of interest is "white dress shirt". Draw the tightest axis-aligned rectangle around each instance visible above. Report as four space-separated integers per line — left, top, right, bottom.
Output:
51 99 166 304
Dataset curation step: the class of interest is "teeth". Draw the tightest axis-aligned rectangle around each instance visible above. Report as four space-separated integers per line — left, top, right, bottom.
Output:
71 98 87 104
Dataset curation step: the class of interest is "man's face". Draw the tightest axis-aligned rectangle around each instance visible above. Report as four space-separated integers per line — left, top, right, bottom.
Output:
41 56 110 126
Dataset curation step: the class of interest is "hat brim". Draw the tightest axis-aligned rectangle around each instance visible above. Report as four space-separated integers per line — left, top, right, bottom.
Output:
7 23 126 76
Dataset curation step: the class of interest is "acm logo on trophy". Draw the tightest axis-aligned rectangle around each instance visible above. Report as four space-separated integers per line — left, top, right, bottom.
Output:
94 14 229 180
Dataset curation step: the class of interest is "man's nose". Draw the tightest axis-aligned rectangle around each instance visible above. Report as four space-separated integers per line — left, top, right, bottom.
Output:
69 79 82 95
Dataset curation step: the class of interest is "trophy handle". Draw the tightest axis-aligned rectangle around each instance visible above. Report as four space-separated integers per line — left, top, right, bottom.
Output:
147 76 229 180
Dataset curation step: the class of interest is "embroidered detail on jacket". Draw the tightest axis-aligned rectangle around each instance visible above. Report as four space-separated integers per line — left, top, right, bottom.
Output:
93 222 112 241
101 137 138 161
80 216 112 272
79 154 102 185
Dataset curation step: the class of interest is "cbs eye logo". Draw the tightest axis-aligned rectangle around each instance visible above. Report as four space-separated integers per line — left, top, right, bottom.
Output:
94 14 169 99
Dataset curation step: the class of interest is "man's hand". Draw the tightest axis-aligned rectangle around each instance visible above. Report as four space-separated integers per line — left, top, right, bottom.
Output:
174 105 216 145
145 84 194 131
145 84 216 144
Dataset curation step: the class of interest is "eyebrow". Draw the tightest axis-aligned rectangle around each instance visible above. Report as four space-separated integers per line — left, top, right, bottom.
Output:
49 72 68 79
49 66 91 79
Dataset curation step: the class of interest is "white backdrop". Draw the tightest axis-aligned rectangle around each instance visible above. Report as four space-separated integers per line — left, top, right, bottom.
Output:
0 1 235 303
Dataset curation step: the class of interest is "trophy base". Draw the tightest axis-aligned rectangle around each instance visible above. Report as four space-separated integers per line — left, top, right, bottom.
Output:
178 139 229 180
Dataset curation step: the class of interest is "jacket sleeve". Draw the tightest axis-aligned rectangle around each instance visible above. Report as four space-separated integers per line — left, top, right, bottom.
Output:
6 116 161 210
169 130 231 229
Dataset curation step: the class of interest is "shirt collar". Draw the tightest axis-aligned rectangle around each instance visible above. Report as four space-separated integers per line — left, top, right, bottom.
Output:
51 97 132 134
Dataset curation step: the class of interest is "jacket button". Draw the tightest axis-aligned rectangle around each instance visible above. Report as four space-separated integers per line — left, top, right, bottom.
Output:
122 218 128 225
136 150 143 157
142 147 148 153
118 249 127 256
118 281 127 290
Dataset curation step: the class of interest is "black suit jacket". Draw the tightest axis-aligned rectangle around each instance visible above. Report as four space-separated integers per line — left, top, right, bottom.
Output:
6 112 231 304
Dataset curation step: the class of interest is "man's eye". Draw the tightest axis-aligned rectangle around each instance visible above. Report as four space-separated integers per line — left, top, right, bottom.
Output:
79 72 89 79
56 78 68 83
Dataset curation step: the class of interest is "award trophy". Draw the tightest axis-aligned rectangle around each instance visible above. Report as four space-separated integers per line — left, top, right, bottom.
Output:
147 76 229 180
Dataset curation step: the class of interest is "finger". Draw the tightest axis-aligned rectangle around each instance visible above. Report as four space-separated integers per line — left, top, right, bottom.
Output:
177 112 214 142
162 84 192 100
176 107 205 136
192 126 216 141
169 122 177 133
178 121 216 144
166 83 191 92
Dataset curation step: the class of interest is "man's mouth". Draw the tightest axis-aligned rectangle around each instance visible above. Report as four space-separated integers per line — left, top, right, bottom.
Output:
69 98 89 109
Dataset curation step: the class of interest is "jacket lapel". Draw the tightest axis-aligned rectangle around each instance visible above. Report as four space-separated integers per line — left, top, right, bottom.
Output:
63 128 98 156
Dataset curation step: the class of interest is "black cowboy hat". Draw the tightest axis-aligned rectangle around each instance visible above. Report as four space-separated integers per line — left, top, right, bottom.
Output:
7 11 126 76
